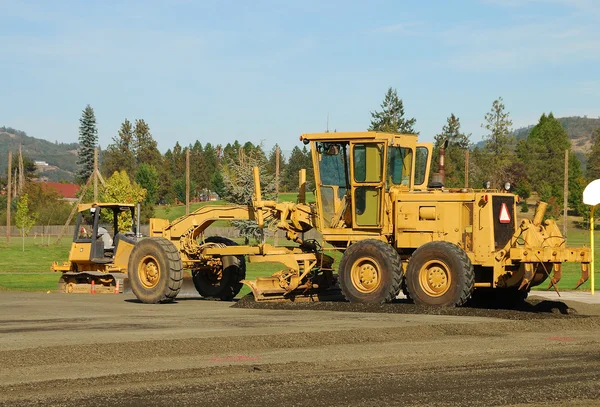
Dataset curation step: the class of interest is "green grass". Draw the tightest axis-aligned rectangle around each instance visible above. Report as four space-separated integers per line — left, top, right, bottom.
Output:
0 237 71 273
0 273 58 292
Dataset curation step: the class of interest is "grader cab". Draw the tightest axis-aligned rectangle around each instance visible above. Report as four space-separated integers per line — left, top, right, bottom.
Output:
52 131 591 306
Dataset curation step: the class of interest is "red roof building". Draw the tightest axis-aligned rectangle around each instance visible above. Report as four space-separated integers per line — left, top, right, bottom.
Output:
40 182 81 201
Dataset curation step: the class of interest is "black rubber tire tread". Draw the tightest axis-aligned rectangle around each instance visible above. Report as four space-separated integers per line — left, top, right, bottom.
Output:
192 236 246 301
405 241 474 307
338 239 403 304
128 237 183 304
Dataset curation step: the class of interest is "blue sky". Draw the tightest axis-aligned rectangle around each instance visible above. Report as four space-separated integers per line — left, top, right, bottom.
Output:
1 0 599 156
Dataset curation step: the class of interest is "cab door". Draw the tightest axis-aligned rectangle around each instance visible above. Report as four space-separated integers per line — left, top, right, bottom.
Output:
350 142 385 228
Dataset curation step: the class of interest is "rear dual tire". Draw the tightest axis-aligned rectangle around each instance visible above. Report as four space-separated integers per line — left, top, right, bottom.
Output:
405 241 474 307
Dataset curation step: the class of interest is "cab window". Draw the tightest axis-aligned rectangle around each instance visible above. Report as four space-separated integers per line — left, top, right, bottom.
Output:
387 147 412 187
353 143 383 183
414 146 429 186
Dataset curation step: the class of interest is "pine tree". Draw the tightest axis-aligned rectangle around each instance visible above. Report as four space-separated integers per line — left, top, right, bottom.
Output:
587 128 600 181
479 97 514 188
283 146 306 192
102 119 136 177
203 143 218 192
432 114 471 188
191 141 210 193
133 119 161 167
76 104 98 184
518 113 575 217
369 87 417 134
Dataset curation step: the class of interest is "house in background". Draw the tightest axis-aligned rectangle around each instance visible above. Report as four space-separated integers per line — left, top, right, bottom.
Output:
40 182 80 202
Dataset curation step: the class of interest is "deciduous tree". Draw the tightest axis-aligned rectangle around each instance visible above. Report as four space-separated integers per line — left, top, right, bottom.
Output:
101 170 147 230
15 193 37 251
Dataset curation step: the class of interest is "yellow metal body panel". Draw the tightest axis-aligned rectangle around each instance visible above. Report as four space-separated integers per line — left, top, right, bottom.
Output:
70 243 92 262
113 240 135 271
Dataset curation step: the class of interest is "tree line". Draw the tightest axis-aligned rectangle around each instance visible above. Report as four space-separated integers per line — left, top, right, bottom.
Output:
3 89 600 236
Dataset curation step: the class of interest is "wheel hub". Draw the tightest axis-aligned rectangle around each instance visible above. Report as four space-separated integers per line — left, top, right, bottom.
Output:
139 256 161 288
351 257 381 293
419 261 451 297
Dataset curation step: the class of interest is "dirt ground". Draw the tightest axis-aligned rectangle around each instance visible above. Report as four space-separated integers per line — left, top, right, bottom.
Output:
0 292 599 407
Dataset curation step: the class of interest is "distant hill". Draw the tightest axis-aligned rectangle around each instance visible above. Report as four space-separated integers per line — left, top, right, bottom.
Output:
477 116 600 169
0 126 79 182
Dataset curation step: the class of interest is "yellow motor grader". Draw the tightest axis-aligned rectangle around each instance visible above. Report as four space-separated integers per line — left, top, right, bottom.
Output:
52 131 591 306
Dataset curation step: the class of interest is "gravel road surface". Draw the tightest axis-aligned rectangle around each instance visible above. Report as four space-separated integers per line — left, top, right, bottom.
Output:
0 292 599 406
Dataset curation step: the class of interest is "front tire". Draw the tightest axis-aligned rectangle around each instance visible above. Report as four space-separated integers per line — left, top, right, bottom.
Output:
405 241 474 307
338 239 402 304
128 237 183 304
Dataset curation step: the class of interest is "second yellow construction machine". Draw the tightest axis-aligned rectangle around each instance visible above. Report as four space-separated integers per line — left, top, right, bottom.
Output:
53 131 591 306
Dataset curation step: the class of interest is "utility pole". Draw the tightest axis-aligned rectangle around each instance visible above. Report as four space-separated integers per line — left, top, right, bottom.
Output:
563 149 569 237
275 145 280 201
93 148 98 202
6 152 12 243
186 149 190 215
274 145 280 246
18 145 24 195
464 150 469 188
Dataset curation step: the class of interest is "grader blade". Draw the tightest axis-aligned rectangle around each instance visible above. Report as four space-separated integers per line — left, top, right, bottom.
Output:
243 277 342 303
574 263 590 290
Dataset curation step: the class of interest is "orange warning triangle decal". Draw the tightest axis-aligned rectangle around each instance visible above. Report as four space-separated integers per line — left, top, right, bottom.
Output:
499 203 511 224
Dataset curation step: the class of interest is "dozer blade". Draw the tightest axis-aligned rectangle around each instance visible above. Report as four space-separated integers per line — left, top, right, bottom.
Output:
121 277 132 294
574 263 590 290
243 277 343 303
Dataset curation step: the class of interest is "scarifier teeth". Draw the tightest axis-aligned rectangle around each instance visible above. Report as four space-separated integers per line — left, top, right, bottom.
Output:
574 264 590 290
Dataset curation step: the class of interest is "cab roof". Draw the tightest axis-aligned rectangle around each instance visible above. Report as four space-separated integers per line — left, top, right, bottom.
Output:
300 131 420 144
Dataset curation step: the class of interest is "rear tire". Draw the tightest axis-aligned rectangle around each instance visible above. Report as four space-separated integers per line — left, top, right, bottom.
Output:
405 241 474 307
338 239 402 304
192 236 246 301
128 237 183 304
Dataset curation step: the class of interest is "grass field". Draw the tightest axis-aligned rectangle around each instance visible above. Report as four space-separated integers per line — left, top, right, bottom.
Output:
0 222 598 294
